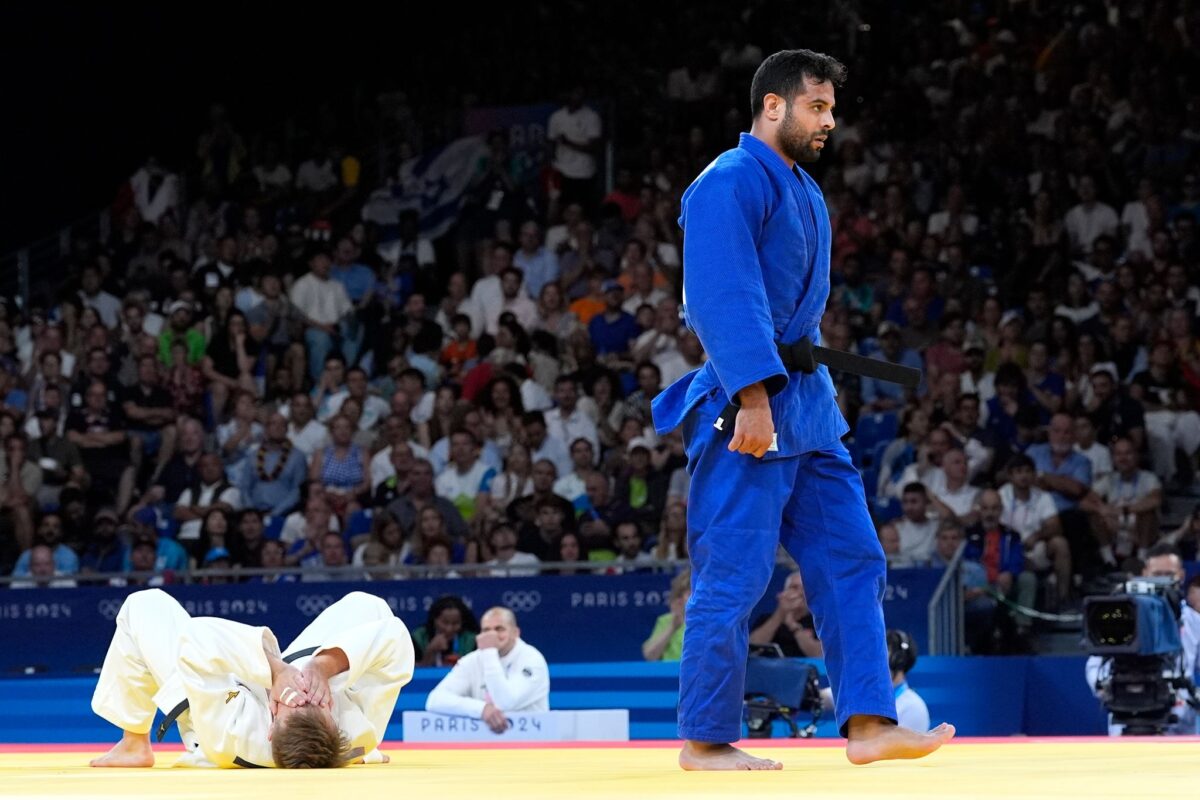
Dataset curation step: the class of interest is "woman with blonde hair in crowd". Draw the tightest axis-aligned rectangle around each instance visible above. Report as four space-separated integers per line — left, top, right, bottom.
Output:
417 386 459 450
643 568 691 662
654 502 688 562
534 281 579 340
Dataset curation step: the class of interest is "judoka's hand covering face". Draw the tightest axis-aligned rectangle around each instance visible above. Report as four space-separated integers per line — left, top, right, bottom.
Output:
300 661 332 710
270 665 310 716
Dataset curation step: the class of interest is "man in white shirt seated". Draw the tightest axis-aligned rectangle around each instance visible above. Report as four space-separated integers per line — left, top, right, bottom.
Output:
925 448 979 526
553 438 595 507
611 521 654 573
284 392 330 458
895 483 939 566
482 523 540 577
425 606 550 733
435 430 497 523
174 453 242 547
1073 414 1113 486
998 453 1072 607
1083 437 1164 564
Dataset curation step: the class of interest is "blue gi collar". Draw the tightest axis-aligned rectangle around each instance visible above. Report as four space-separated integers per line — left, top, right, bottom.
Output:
894 681 909 699
738 132 803 183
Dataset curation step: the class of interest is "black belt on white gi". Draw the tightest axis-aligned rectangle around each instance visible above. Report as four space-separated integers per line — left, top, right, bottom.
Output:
155 646 321 742
713 337 922 433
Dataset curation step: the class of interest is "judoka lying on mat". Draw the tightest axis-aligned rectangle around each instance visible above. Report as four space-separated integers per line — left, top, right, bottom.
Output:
89 589 413 768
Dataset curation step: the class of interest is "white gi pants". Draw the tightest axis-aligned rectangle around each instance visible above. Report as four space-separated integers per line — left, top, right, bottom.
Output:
90 589 202 755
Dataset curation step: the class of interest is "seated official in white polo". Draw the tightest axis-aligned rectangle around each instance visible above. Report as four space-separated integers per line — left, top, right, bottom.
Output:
424 606 549 733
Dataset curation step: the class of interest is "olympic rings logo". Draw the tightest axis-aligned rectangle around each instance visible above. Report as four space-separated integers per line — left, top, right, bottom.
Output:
295 595 334 617
97 598 124 620
500 591 541 613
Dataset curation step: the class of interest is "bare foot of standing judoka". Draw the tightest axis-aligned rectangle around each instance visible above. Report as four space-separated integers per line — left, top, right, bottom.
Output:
90 731 154 767
845 715 955 765
678 741 783 770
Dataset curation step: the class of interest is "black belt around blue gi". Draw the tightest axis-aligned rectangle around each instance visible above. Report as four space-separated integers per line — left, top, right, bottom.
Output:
713 337 922 433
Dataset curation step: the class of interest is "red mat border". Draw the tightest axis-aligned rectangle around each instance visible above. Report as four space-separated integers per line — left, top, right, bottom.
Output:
4 736 1198 754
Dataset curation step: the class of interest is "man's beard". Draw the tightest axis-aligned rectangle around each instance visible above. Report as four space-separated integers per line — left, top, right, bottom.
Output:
779 106 825 163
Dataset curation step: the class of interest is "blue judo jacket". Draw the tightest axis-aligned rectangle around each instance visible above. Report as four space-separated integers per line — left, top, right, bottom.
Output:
651 132 848 459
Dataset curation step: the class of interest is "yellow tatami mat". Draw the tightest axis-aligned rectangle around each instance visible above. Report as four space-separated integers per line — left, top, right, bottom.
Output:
2 739 1197 800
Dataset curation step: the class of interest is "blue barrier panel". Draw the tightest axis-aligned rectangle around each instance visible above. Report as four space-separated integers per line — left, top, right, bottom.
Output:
0 570 941 674
1024 655 1108 735
0 657 1111 744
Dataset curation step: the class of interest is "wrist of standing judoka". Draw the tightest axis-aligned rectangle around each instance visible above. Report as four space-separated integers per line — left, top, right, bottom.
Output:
729 382 774 458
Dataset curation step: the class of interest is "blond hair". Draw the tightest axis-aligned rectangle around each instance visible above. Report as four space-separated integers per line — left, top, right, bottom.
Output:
271 705 351 769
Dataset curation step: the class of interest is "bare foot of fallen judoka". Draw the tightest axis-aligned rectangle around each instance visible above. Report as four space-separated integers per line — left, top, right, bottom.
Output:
678 741 783 771
90 731 154 768
845 715 955 765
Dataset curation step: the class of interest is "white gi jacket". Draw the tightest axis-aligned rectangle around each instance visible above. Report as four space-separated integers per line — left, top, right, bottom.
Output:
89 590 414 768
425 638 550 718
173 613 413 767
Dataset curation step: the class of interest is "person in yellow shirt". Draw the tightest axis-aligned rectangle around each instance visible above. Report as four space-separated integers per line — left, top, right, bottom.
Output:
642 568 691 661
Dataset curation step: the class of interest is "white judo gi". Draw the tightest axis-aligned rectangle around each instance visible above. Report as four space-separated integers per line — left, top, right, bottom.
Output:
91 589 414 767
424 638 550 718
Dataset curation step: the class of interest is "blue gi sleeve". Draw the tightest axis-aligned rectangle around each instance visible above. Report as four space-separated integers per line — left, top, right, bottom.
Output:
681 164 788 401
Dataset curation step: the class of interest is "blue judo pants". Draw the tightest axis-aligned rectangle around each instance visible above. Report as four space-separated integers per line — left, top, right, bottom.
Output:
678 392 897 742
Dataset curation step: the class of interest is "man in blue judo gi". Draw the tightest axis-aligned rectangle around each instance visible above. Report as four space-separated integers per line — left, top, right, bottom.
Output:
651 49 956 770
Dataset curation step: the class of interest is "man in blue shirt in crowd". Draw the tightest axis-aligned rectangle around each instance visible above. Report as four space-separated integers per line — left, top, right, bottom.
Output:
1026 413 1092 513
587 280 641 362
862 321 924 413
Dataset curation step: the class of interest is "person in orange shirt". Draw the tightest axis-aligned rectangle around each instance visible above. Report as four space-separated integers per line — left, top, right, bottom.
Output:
568 269 609 326
439 314 478 382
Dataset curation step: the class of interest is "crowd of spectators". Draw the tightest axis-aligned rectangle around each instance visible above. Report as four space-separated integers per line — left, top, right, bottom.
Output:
2 1 1200 654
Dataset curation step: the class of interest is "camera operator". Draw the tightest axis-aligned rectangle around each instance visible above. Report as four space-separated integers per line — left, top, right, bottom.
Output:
1085 544 1199 735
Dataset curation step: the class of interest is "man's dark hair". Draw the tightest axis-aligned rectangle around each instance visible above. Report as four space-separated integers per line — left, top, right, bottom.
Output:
614 520 641 539
635 361 662 381
449 427 479 447
424 595 478 633
902 482 928 498
1005 453 1035 472
993 362 1027 391
939 312 964 332
521 410 546 428
1145 542 1181 561
750 49 847 118
271 705 351 769
399 367 426 387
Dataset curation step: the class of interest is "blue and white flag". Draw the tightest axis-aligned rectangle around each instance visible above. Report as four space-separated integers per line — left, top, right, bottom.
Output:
392 136 489 239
